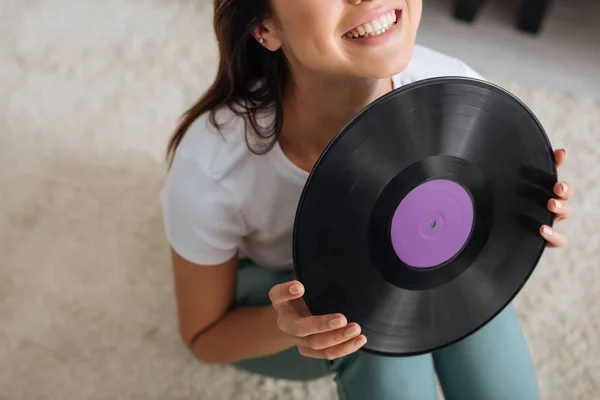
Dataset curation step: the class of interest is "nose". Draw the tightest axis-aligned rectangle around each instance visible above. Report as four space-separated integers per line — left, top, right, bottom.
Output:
347 0 375 4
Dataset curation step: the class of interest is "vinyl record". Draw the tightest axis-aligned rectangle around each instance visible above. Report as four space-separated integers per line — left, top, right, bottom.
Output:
292 76 557 357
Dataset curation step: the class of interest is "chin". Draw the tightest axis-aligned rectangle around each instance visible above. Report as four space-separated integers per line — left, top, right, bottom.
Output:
349 57 411 80
341 40 416 80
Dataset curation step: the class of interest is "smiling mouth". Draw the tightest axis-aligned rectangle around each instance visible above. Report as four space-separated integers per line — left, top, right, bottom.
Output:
343 9 400 39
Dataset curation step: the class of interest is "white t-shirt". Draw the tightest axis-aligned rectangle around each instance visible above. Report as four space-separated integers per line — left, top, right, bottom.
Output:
160 45 485 270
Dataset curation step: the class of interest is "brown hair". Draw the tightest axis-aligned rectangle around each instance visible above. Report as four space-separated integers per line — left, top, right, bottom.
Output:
166 0 288 166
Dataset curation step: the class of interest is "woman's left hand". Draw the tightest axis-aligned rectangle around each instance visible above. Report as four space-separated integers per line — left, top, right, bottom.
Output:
540 148 573 248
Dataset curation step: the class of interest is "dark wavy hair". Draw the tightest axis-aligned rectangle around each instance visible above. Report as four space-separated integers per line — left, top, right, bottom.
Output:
166 0 288 166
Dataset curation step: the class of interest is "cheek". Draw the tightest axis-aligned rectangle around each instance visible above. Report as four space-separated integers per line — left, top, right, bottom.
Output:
277 4 342 61
406 0 423 27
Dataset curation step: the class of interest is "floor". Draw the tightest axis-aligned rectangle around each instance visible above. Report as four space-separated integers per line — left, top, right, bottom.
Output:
417 0 600 98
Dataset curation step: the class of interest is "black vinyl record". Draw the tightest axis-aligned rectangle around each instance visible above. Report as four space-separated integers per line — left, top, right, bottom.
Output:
292 76 557 357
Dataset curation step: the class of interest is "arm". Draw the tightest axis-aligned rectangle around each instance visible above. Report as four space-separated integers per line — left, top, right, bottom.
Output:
171 248 296 364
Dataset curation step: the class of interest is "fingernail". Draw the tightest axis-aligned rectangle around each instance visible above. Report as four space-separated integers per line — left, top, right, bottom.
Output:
289 284 301 295
562 149 567 157
560 182 568 193
543 226 553 236
344 326 359 337
553 199 562 209
354 336 367 348
330 318 344 329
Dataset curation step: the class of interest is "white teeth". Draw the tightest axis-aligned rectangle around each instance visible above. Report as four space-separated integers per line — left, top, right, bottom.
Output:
344 10 398 39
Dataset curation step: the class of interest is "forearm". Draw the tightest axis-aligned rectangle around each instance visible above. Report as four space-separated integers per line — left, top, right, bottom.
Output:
191 305 296 364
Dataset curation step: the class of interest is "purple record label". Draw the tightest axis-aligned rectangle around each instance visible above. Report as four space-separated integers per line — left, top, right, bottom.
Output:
390 179 474 268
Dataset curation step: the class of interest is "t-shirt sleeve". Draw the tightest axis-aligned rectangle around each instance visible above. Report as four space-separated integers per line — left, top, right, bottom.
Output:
160 151 247 266
460 61 486 81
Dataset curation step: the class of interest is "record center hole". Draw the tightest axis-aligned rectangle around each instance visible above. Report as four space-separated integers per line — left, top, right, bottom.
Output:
429 221 436 229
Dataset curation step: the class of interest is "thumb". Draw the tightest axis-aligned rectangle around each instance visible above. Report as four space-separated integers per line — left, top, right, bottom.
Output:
269 280 305 307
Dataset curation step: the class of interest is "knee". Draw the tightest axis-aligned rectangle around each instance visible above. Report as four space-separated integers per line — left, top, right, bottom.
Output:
333 352 438 400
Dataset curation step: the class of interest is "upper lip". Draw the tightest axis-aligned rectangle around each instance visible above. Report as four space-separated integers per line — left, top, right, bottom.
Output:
341 4 403 35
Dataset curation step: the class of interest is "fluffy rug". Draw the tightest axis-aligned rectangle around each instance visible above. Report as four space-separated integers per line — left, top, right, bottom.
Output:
1 1 598 399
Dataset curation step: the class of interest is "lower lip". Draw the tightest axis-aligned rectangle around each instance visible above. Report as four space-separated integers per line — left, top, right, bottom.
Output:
342 10 403 46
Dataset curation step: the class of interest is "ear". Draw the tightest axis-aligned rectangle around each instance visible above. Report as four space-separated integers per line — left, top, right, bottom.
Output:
251 19 283 51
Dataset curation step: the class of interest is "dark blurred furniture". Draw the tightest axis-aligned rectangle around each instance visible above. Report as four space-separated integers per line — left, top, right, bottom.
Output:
454 0 552 34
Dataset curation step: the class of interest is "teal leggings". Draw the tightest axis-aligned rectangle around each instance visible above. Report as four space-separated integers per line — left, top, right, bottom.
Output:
232 260 539 400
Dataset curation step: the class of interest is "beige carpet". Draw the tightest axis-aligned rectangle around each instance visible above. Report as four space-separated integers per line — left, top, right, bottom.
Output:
1 1 599 399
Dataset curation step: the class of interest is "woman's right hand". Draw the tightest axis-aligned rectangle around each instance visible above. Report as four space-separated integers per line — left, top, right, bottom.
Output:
268 280 367 360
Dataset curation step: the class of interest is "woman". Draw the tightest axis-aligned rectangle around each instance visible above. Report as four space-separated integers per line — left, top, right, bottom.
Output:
160 0 574 398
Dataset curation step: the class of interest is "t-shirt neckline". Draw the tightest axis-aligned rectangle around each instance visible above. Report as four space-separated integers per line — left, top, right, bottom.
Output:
271 140 311 184
270 75 401 185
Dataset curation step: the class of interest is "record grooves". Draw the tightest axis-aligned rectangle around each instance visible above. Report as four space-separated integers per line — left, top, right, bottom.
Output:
292 77 557 357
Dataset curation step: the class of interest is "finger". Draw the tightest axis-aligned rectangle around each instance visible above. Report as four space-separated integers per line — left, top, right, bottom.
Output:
553 181 574 200
269 281 305 307
554 148 567 168
301 323 362 350
547 199 573 222
540 225 568 247
289 298 312 318
298 335 368 360
281 313 349 337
